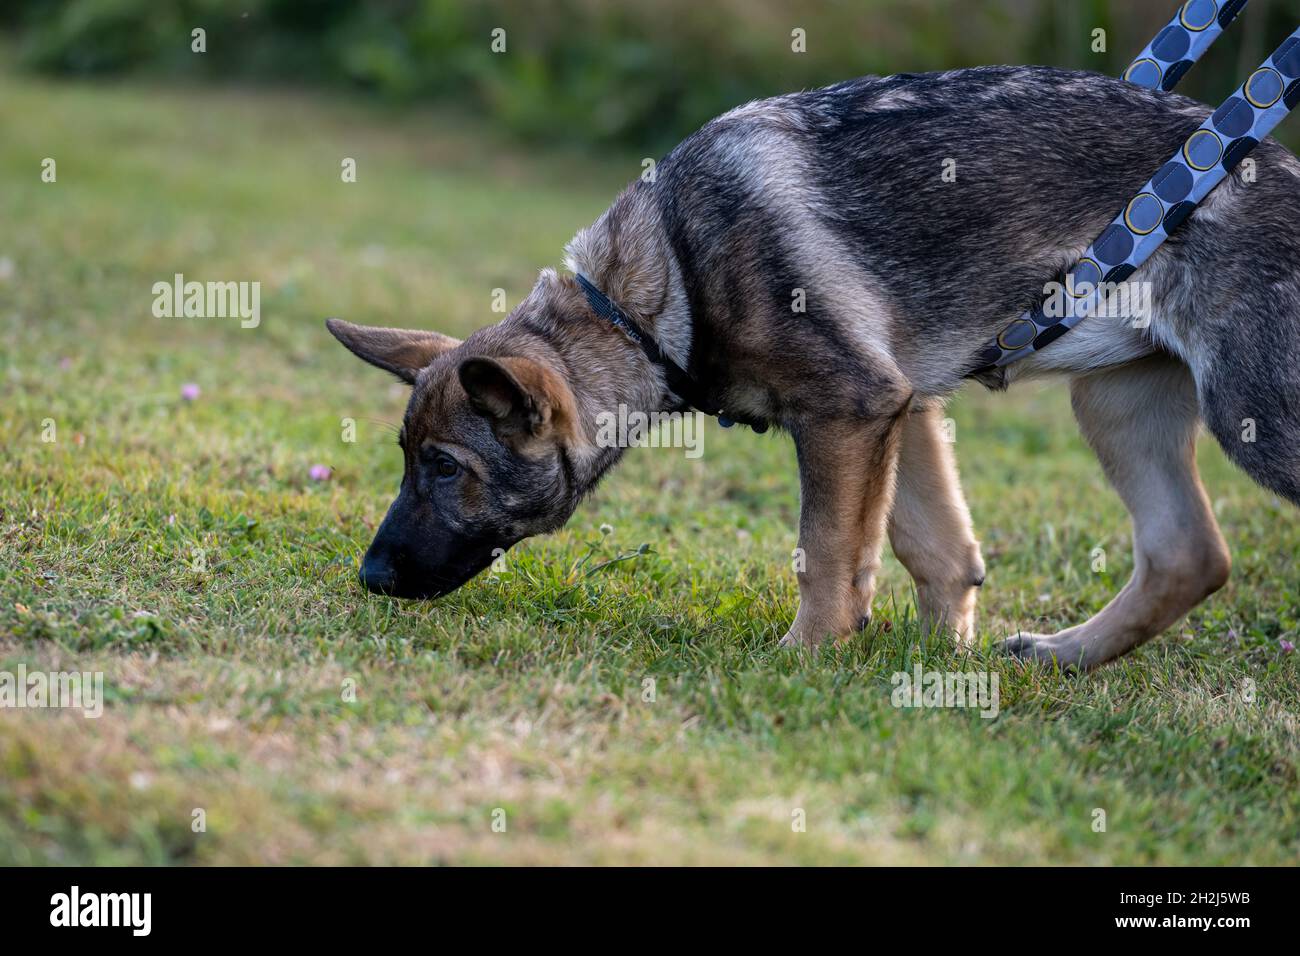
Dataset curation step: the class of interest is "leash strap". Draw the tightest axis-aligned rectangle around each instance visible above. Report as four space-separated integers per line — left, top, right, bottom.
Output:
970 24 1300 377
970 0 1252 377
577 2 1283 401
1124 0 1249 91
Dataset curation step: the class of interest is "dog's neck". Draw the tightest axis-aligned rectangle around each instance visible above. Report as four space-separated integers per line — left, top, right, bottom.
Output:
547 187 700 480
480 189 695 491
563 185 694 375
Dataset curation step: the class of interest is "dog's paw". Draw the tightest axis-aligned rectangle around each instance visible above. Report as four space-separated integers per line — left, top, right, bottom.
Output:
998 633 1083 672
779 614 874 650
779 623 844 651
778 629 820 650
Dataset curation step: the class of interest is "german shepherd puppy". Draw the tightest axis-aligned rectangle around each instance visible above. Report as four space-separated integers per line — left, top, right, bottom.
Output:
328 66 1300 671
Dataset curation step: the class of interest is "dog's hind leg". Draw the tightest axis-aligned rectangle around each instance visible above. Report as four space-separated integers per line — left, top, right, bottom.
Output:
1003 355 1230 671
886 402 985 641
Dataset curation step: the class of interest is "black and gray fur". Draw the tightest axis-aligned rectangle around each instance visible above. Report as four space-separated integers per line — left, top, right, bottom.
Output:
610 66 1300 503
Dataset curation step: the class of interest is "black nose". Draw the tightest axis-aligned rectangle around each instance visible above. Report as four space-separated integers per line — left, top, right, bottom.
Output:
359 552 397 595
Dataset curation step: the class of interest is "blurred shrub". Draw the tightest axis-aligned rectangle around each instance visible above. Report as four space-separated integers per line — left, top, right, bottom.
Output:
4 0 1296 150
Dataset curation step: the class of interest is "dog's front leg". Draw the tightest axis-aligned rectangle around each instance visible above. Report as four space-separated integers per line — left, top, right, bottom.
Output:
780 415 905 648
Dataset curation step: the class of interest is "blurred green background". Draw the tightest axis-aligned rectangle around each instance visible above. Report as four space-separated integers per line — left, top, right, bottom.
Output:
4 0 1300 865
4 0 1298 150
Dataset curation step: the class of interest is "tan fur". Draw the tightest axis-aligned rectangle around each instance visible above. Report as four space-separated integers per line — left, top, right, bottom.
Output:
475 354 586 452
887 403 985 640
325 318 460 383
1004 355 1231 670
779 409 909 648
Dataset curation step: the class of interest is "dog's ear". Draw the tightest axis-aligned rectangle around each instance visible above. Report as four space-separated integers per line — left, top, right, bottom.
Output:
458 355 577 447
326 318 460 384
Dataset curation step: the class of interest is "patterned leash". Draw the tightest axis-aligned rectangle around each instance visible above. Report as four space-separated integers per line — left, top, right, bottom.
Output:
970 1 1300 377
1125 0 1248 91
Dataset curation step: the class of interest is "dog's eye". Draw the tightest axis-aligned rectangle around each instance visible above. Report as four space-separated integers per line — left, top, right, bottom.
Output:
434 455 459 479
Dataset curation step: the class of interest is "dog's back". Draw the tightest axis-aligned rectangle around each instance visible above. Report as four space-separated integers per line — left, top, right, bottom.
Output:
649 66 1300 502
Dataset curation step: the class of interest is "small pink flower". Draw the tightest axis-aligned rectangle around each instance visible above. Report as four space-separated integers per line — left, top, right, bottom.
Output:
180 383 201 401
1281 639 1296 654
58 356 73 371
308 464 332 482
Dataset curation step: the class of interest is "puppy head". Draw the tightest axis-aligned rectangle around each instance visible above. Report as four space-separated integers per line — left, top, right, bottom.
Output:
327 305 587 600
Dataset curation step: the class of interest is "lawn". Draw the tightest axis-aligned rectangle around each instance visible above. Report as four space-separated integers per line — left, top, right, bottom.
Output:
1 68 1298 866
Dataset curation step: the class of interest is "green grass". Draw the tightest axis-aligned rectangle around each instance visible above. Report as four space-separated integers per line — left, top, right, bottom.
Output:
2 70 1298 866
